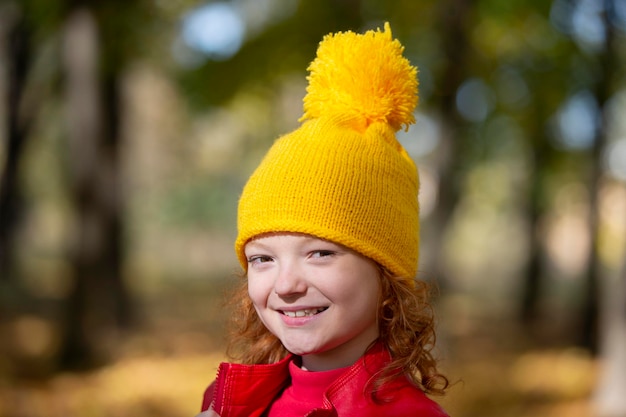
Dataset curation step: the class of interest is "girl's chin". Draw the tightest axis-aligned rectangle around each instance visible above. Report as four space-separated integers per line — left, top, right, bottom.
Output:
279 340 327 357
282 344 320 356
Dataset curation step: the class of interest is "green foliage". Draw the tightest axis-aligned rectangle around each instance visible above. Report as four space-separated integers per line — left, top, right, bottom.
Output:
159 176 238 231
175 0 366 109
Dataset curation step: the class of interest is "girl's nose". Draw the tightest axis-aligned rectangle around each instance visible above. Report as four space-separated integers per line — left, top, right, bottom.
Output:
273 262 307 296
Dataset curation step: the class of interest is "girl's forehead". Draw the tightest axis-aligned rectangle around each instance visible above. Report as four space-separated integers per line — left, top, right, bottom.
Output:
246 232 334 247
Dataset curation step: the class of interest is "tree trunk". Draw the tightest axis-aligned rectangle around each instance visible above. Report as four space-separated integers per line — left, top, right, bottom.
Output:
520 164 544 325
520 90 553 329
591 2 626 414
428 0 476 289
579 0 618 354
593 242 626 416
58 6 132 369
0 7 32 289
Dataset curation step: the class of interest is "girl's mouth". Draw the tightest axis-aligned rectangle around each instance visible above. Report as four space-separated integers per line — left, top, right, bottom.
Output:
281 307 328 318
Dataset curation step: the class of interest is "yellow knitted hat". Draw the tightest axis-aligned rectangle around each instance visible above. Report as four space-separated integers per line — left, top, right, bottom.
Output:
236 23 420 282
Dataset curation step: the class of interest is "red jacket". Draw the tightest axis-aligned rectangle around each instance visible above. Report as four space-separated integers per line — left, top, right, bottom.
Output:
201 343 449 417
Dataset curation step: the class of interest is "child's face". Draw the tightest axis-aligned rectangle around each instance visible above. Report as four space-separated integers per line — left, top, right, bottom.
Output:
245 233 381 371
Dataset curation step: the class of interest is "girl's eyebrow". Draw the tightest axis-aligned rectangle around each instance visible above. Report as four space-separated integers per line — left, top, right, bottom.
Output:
244 241 270 251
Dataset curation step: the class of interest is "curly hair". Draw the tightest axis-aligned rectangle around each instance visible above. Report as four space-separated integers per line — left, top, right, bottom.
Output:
373 267 449 396
224 266 449 396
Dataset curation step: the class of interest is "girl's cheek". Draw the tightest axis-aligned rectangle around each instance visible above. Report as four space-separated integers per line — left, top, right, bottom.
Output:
247 279 270 306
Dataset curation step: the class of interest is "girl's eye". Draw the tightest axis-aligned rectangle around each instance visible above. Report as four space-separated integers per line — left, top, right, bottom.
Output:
311 250 335 258
248 255 273 265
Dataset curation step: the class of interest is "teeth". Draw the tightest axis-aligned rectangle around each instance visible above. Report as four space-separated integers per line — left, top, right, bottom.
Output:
283 308 326 318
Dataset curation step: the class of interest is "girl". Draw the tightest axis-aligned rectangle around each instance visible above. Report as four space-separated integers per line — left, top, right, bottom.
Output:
198 23 450 417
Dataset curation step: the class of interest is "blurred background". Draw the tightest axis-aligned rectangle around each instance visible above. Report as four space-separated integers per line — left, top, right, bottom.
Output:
1 0 625 416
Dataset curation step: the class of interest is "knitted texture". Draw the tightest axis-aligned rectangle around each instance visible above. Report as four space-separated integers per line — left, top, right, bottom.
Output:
236 23 420 282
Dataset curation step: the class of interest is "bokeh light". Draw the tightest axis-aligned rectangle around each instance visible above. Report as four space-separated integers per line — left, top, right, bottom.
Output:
552 90 600 150
456 78 495 123
179 2 245 62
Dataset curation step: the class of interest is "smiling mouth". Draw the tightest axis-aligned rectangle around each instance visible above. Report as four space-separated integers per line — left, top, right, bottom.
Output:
281 308 328 318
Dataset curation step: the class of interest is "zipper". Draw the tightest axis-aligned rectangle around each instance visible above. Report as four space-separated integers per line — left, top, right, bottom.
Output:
212 362 230 415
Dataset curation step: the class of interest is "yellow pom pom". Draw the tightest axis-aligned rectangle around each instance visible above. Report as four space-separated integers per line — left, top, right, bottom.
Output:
300 22 418 132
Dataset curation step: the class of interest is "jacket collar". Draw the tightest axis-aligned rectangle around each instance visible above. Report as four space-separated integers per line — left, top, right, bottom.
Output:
211 341 391 416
